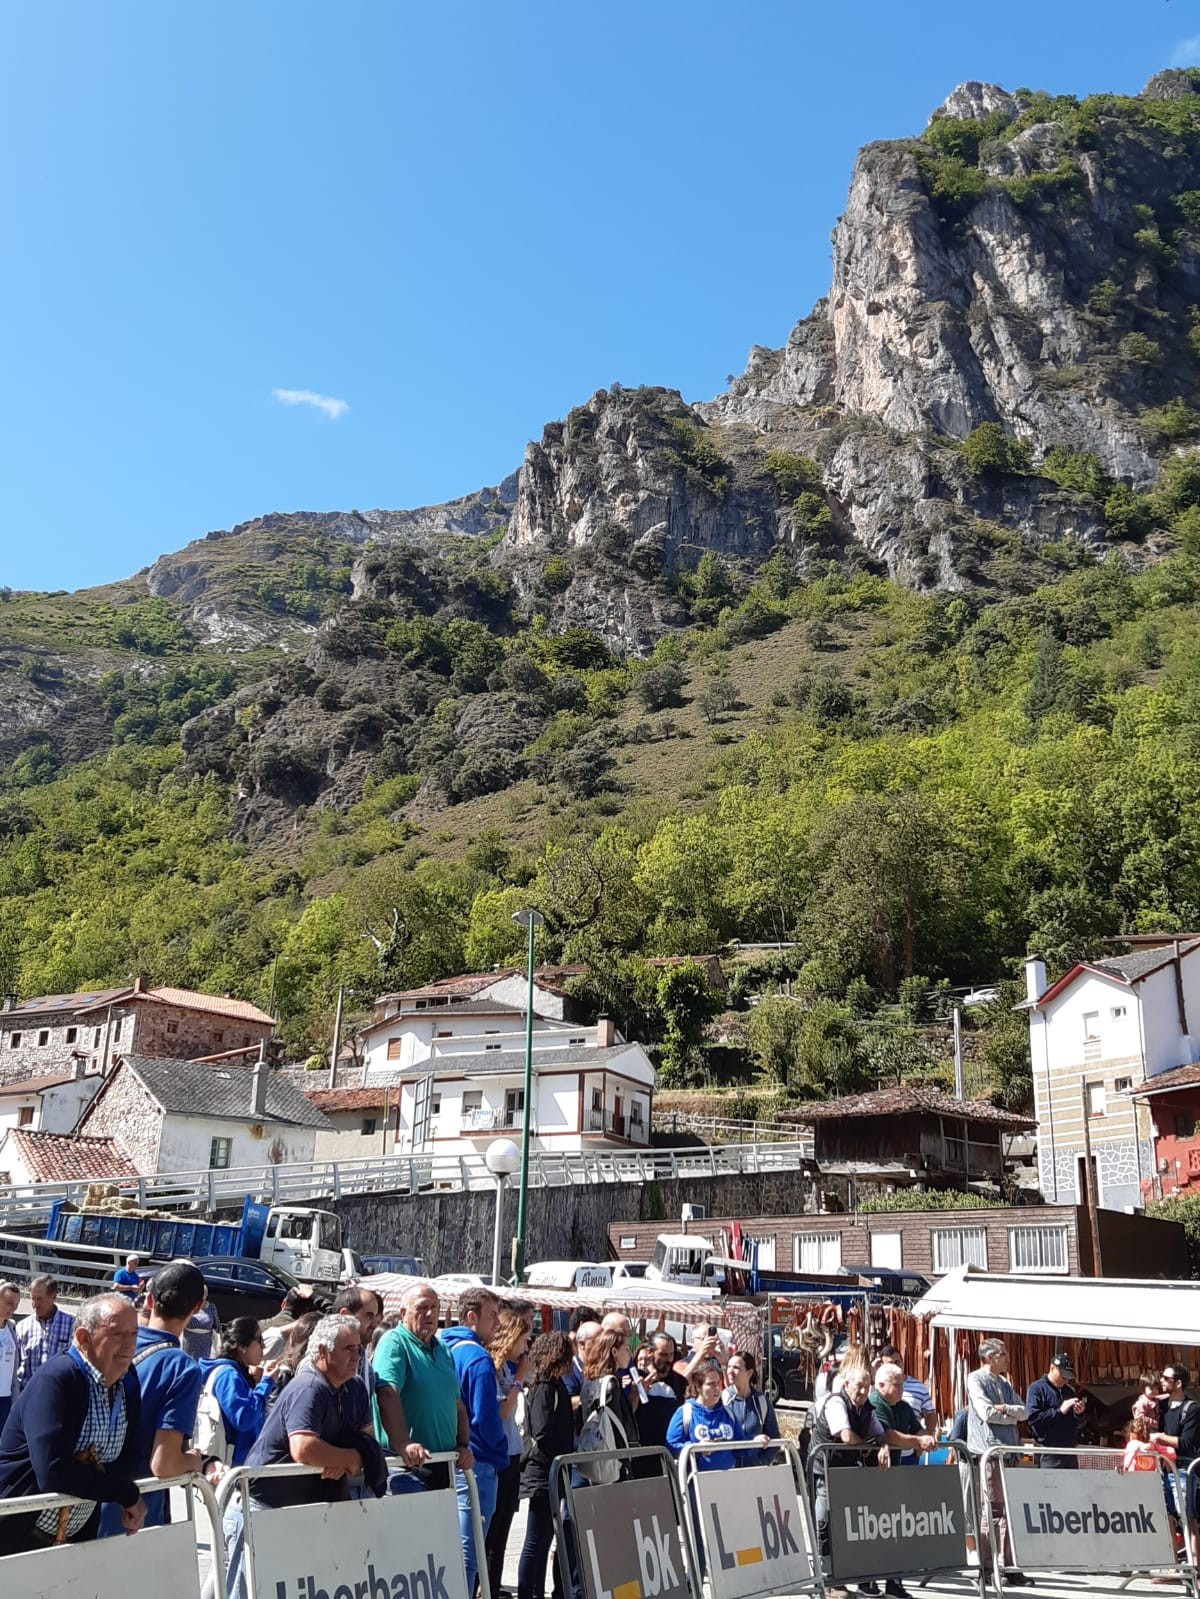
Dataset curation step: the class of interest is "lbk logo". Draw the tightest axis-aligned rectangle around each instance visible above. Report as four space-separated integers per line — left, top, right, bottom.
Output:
711 1493 800 1570
572 1479 690 1599
585 1515 679 1599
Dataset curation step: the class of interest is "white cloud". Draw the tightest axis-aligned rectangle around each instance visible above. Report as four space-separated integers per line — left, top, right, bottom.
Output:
272 387 349 421
1171 36 1200 67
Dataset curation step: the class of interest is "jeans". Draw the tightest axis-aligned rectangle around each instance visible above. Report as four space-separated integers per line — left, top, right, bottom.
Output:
486 1455 522 1598
457 1459 498 1596
517 1488 564 1599
390 1461 452 1495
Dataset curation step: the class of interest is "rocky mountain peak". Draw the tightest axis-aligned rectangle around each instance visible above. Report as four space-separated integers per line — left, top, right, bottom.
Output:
933 81 1021 125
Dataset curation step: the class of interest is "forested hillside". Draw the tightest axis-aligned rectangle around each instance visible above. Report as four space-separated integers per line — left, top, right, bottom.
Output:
7 75 1200 1105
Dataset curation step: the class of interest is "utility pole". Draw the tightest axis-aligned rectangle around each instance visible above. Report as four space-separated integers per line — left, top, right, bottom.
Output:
953 1006 964 1100
1080 1076 1104 1276
511 908 544 1280
328 985 344 1089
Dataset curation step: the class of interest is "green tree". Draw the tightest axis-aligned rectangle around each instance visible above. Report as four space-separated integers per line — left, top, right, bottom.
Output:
656 960 719 1086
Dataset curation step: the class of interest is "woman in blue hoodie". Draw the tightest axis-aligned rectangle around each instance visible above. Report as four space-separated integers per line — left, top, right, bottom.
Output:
665 1360 742 1470
197 1317 279 1469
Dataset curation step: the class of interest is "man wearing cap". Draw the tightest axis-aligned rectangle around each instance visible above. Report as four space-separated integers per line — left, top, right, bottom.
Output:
1026 1352 1085 1469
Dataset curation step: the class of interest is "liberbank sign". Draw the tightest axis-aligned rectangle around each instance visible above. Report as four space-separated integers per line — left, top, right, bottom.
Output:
1004 1468 1175 1572
826 1466 967 1581
246 1490 469 1599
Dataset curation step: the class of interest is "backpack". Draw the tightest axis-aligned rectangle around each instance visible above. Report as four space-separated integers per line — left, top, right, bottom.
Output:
576 1377 629 1485
194 1367 233 1465
949 1406 969 1444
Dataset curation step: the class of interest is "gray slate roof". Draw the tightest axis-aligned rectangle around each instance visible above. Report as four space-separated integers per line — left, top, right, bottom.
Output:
1091 940 1200 983
375 1043 647 1083
120 1054 332 1129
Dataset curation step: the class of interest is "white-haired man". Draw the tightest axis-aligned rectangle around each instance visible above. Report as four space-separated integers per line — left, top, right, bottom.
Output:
374 1282 472 1492
223 1315 386 1599
0 1293 146 1553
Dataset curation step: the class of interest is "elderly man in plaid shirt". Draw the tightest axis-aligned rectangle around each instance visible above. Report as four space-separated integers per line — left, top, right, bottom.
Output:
15 1275 75 1390
0 1292 146 1553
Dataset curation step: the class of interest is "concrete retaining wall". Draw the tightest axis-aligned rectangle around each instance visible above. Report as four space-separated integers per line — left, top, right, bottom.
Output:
331 1167 810 1273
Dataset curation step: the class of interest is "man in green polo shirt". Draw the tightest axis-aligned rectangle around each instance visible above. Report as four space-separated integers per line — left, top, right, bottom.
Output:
374 1282 473 1493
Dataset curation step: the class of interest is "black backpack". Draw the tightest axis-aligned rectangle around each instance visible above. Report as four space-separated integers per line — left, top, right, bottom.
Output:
949 1406 969 1443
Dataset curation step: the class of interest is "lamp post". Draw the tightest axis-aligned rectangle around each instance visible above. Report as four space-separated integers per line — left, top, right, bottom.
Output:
485 1138 521 1286
511 907 544 1280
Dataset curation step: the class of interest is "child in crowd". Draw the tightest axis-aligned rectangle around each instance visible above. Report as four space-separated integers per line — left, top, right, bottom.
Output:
1133 1372 1163 1429
1122 1413 1176 1473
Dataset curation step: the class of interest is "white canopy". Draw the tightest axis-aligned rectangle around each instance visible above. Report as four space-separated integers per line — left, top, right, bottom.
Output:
913 1266 1200 1346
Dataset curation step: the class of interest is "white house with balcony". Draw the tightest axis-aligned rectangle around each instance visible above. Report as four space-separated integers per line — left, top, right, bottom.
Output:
1021 936 1200 1210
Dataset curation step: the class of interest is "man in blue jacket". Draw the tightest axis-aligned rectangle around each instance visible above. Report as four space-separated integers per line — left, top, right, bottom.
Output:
99 1259 207 1534
1026 1350 1085 1468
442 1287 505 1597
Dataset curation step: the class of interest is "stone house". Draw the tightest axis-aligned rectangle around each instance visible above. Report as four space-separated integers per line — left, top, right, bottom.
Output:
304 1086 394 1160
76 1054 331 1176
0 981 275 1089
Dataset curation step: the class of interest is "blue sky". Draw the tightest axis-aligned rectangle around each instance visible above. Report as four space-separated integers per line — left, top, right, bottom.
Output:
4 1 1200 591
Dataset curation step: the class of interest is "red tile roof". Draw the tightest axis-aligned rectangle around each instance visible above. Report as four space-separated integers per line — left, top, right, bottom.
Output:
0 1129 137 1182
304 1087 391 1113
780 1086 1035 1130
1130 1061 1200 1098
73 985 276 1026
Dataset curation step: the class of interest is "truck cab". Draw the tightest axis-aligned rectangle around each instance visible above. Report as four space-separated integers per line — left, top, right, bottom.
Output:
645 1234 714 1286
259 1206 343 1285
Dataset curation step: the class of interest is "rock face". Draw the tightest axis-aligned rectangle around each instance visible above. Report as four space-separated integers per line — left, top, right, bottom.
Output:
513 74 1200 600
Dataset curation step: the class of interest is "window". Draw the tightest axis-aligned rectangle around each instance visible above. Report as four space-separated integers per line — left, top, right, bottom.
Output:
748 1233 777 1270
1115 1075 1133 1093
242 1035 250 1046
462 1090 483 1113
1082 1012 1100 1041
93 1028 102 1048
17 1106 34 1128
504 1089 525 1126
1086 1081 1106 1118
484 1029 499 1035
931 1226 988 1273
1008 1225 1069 1274
619 1235 637 1250
436 1030 453 1039
9 1034 19 1048
276 1213 313 1240
1176 1112 1197 1141
214 1031 224 1045
362 1118 378 1136
592 1087 603 1112
166 1021 178 1036
1111 1006 1126 1020
792 1232 842 1273
569 1036 586 1046
485 1042 502 1051
630 1101 644 1126
430 1093 441 1115
386 1038 403 1060
65 1027 77 1044
209 1137 232 1170
37 1031 48 1046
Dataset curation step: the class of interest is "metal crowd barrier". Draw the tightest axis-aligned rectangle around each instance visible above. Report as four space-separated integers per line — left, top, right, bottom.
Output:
980 1442 1194 1599
215 1450 488 1599
549 1445 692 1599
0 1470 226 1598
806 1436 988 1599
677 1436 822 1599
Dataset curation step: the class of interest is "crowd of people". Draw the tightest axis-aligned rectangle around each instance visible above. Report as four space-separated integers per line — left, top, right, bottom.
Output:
0 1268 781 1599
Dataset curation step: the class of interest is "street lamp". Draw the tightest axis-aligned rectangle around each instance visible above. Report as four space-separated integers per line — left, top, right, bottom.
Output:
511 907 544 1280
485 1137 521 1287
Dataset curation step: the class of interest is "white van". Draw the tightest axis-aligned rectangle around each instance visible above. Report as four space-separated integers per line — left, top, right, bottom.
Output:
523 1260 614 1291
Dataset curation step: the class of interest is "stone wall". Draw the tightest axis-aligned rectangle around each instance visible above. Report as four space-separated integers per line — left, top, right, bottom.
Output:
331 1167 810 1274
131 1003 271 1061
76 1068 162 1173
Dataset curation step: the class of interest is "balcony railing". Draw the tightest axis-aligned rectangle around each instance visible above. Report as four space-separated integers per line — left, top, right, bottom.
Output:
460 1107 526 1133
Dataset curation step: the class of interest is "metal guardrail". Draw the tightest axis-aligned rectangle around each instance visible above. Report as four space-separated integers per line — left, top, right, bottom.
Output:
0 1139 812 1232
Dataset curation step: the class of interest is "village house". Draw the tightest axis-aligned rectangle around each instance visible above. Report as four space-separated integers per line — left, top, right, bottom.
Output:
304 1085 395 1161
0 1128 138 1187
75 1054 330 1175
0 982 276 1112
1021 937 1200 1211
780 1086 1035 1209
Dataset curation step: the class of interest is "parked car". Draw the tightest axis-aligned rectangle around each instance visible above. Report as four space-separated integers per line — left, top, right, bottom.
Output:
140 1255 302 1322
837 1266 932 1299
361 1254 427 1277
763 1324 846 1405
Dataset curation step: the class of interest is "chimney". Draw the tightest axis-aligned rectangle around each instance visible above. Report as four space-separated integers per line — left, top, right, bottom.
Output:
250 1038 269 1118
132 974 145 995
597 1015 615 1048
72 1051 87 1081
0 994 14 1014
1025 956 1047 1005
